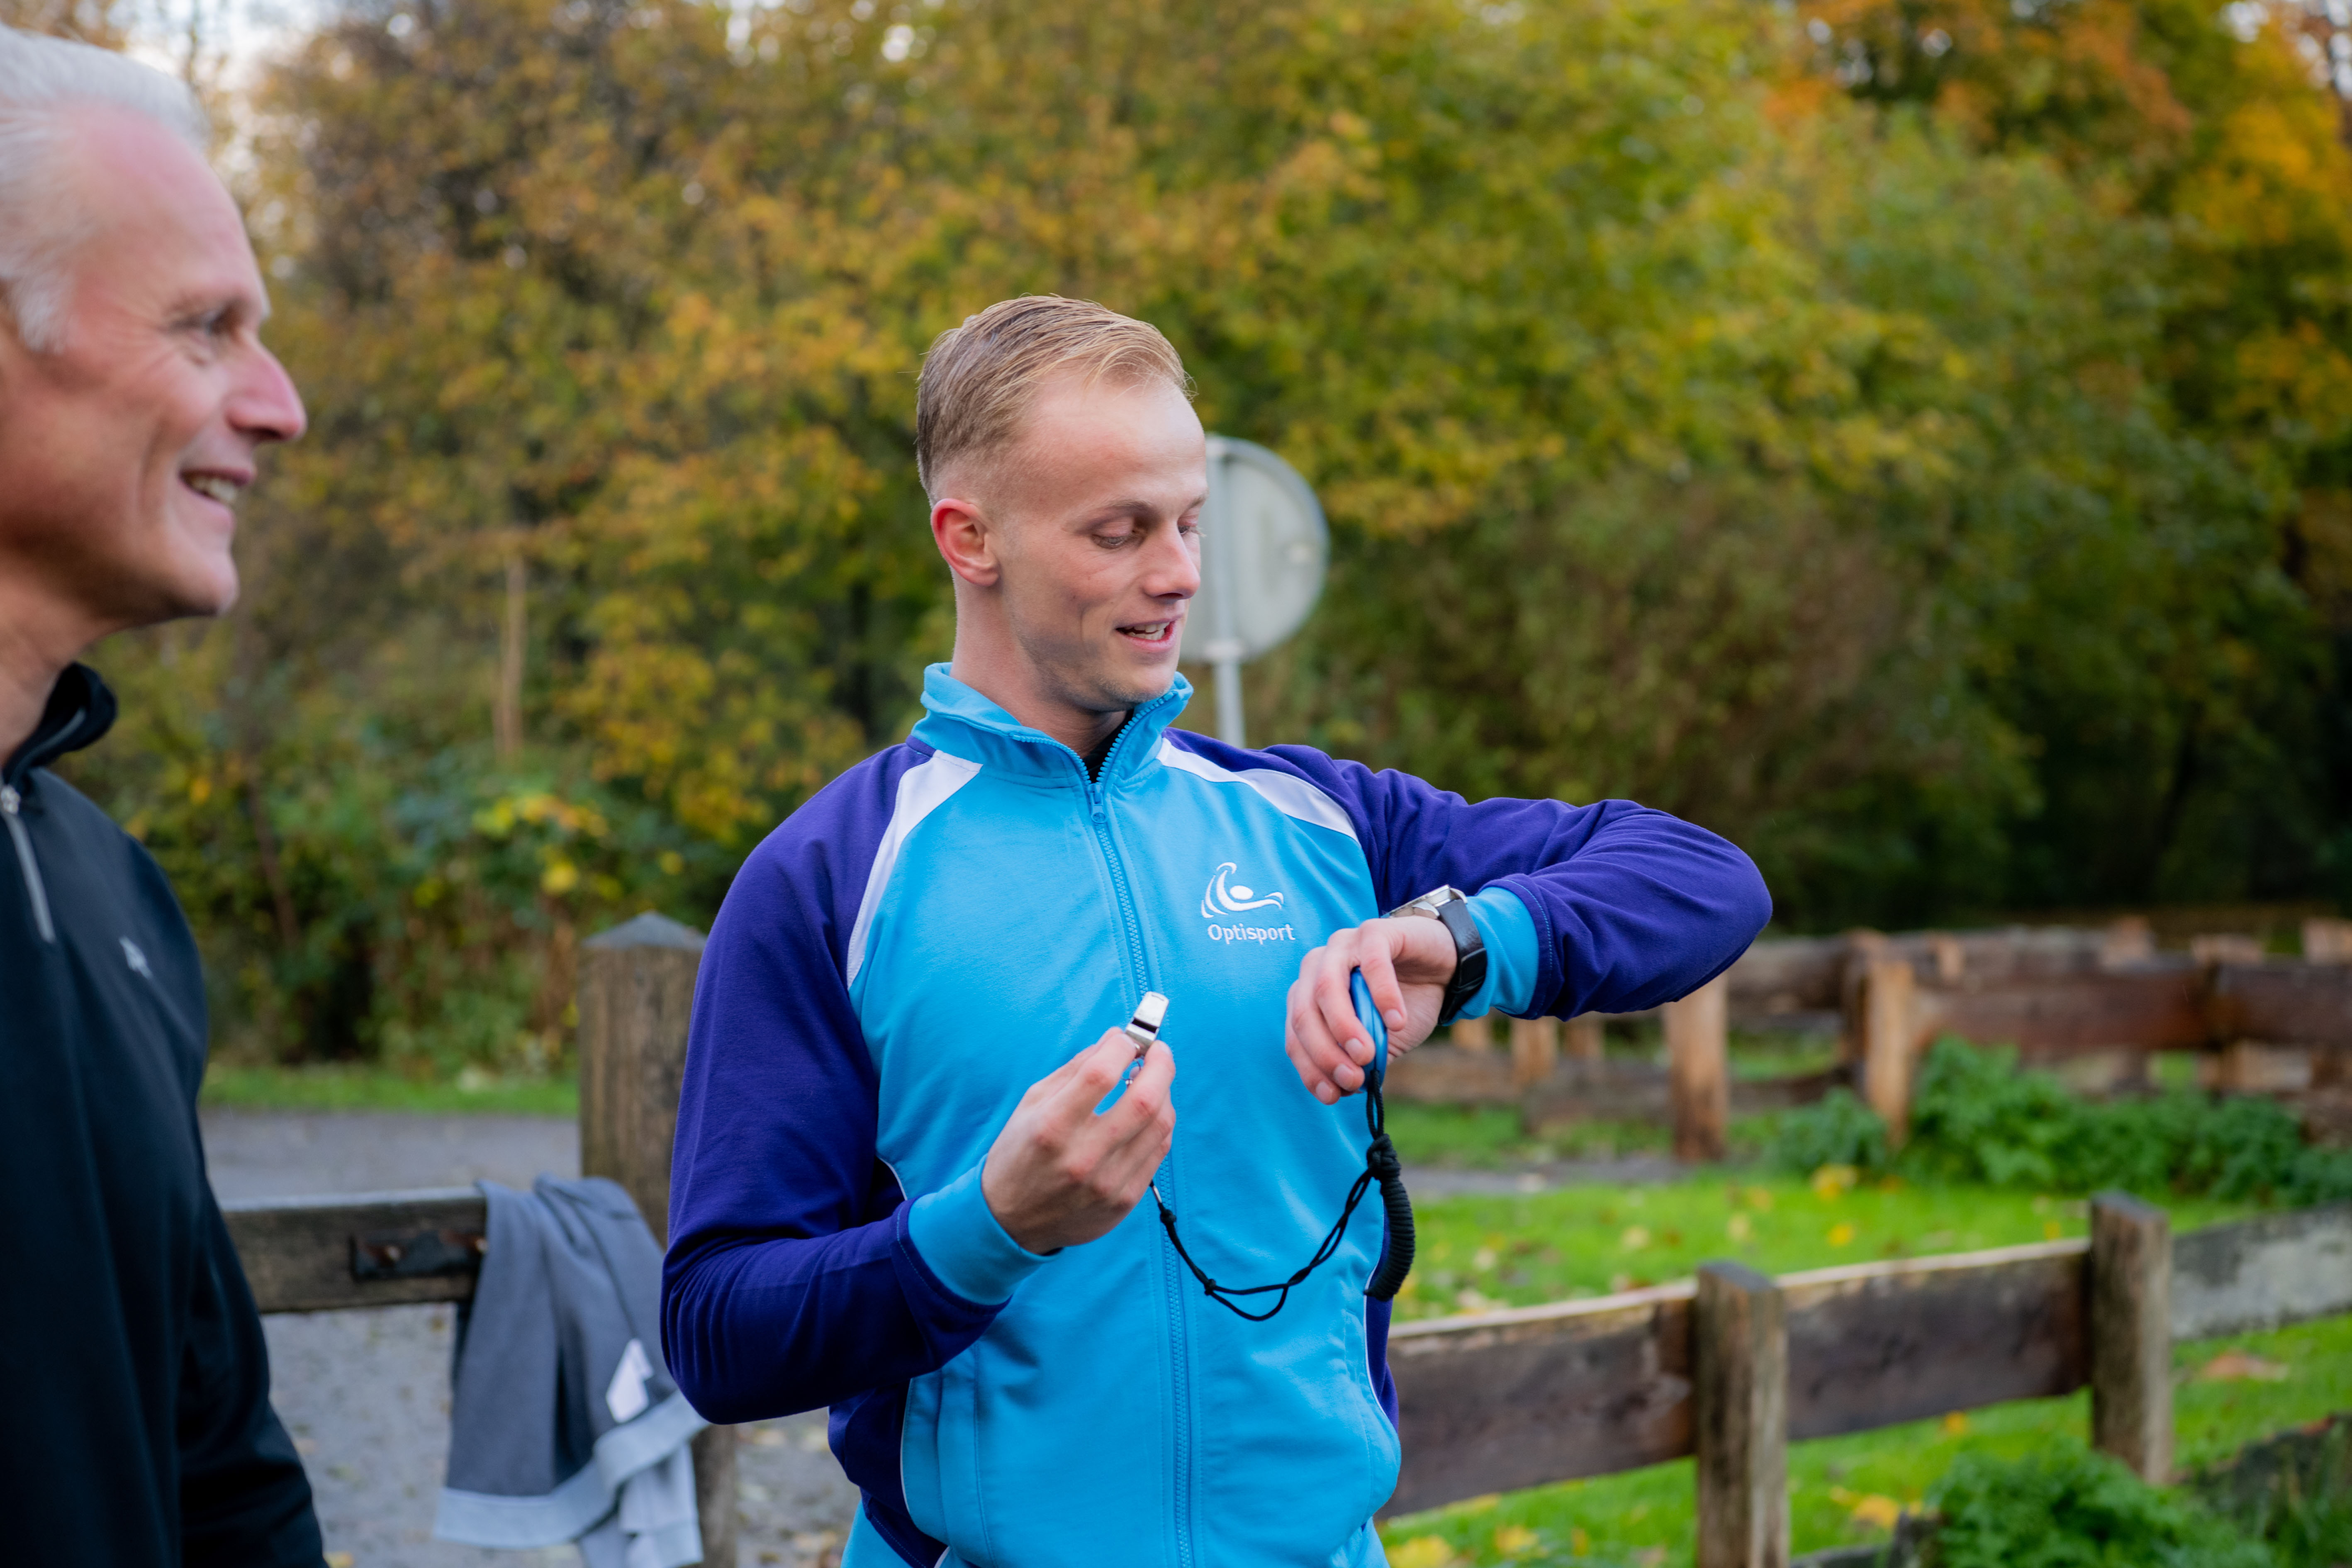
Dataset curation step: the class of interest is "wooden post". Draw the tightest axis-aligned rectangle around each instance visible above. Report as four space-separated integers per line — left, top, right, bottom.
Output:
2304 918 2352 964
1510 1016 1560 1090
1860 957 1917 1147
1694 1261 1790 1568
2089 1192 2172 1484
578 913 735 1568
1665 976 1730 1164
1564 1013 1606 1063
1450 1011 1496 1052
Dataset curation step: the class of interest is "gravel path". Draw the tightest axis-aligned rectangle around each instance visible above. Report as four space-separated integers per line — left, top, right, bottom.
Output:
203 1112 860 1568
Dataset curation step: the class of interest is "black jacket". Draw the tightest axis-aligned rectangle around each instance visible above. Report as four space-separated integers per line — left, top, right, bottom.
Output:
1 664 323 1566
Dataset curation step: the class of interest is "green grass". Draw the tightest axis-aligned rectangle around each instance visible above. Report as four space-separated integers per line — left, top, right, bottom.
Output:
1398 1173 2253 1321
1381 1175 2345 1568
200 1062 579 1116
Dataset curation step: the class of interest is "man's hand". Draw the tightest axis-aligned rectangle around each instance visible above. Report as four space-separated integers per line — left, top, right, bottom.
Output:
1286 915 1458 1104
982 1029 1177 1254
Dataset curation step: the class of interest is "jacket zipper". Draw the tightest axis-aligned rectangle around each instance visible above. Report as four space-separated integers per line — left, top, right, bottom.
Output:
1080 727 1196 1568
2 784 55 943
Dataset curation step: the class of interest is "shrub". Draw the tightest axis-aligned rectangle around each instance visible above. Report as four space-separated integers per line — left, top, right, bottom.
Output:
1926 1449 2271 1568
1769 1039 2352 1204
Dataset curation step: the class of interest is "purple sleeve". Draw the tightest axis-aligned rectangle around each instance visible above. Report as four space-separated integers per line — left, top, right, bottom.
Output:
1175 735 1773 1019
660 747 1006 1425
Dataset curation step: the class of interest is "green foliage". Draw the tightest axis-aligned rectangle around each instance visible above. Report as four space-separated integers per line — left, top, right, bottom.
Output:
1773 1039 2352 1204
1926 1449 2270 1568
41 0 2352 1064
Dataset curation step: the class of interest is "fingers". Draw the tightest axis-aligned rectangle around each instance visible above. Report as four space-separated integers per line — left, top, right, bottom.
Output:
1287 943 1368 1103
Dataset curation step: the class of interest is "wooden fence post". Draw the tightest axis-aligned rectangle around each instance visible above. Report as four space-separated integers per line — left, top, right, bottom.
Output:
1450 1011 1495 1052
1666 976 1731 1164
1564 1013 1606 1064
2090 1192 2172 1484
1510 1016 1561 1091
579 913 735 1568
1695 1261 1790 1568
1860 958 1917 1147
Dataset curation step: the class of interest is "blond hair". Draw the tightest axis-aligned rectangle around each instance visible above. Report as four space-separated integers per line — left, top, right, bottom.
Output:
915 295 1192 499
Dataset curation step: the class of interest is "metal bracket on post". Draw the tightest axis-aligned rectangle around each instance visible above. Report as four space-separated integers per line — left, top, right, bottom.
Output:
1695 1261 1790 1568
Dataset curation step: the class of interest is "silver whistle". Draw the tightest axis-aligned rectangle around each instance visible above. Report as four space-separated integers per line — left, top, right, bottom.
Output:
1124 992 1169 1062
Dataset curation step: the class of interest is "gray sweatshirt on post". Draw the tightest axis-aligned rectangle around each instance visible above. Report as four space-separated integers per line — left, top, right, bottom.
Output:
435 1175 706 1566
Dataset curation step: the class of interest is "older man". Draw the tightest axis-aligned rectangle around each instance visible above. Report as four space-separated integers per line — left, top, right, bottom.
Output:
0 26 321 1567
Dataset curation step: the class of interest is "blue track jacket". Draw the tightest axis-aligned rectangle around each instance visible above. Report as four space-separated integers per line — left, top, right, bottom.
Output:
663 667 1770 1568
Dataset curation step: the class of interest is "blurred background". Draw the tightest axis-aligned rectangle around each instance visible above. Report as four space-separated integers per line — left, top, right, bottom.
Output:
10 0 2352 1085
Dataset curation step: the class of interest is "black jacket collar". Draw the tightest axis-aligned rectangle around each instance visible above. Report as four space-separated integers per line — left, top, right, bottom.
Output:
4 664 117 789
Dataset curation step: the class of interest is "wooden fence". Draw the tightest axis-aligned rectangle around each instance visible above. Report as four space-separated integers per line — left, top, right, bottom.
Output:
225 914 2352 1567
1391 917 2352 1157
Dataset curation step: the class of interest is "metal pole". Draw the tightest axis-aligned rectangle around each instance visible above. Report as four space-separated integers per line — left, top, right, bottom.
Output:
1203 436 1248 747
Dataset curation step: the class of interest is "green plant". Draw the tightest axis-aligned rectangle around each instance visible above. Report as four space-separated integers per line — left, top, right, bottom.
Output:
1925 1448 2271 1568
1770 1040 2352 1205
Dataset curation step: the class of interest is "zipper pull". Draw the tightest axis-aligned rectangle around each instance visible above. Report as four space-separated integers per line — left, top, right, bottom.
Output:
1 784 18 815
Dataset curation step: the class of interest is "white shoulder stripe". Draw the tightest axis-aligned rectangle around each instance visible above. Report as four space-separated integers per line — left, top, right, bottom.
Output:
1157 739 1358 842
846 750 984 986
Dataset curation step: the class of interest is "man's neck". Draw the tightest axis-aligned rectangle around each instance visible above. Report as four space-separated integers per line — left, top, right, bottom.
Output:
0 591 77 769
947 624 1129 756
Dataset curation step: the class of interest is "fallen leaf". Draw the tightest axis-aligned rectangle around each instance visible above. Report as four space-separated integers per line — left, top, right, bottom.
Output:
325 1556 355 1568
1811 1164 1858 1200
1828 1222 1856 1247
1726 1214 1753 1242
1571 1527 1590 1553
1621 1226 1651 1251
1831 1487 1904 1529
1494 1523 1539 1555
2199 1350 2291 1383
2044 1219 2064 1242
1634 1550 1667 1567
1746 1186 1775 1210
1386 1536 1458 1568
1941 1411 1970 1437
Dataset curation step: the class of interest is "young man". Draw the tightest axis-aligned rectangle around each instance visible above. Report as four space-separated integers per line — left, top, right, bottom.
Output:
663 296 1771 1567
0 26 319 1567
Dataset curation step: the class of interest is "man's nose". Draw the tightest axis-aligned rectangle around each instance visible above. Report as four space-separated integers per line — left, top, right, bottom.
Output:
229 342 308 445
1144 521 1201 599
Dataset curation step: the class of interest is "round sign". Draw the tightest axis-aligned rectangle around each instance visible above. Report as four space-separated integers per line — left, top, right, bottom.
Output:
1191 436 1328 664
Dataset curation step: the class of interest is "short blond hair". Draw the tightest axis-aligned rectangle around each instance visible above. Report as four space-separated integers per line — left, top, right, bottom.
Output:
915 295 1192 499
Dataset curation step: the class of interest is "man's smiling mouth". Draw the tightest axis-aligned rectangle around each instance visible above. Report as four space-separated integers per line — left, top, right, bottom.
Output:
184 474 243 505
1118 619 1177 645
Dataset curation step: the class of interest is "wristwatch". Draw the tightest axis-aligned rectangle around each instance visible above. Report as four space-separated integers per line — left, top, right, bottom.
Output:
1385 886 1488 1026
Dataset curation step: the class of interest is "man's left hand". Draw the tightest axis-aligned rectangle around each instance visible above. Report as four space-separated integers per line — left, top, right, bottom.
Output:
1284 916 1456 1104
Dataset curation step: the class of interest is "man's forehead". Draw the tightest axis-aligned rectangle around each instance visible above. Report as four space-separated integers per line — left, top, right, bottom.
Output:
59 105 264 314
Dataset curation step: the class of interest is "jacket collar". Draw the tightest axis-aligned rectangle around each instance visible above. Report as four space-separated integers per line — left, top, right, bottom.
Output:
911 662 1192 786
5 663 116 790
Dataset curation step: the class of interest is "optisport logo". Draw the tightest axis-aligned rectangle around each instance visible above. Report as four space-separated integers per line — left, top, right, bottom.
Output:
1201 862 1285 918
1201 862 1295 945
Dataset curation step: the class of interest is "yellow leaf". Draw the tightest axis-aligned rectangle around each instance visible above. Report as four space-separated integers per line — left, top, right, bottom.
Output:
1811 1164 1858 1200
1941 1411 1969 1436
1848 1493 1903 1529
1387 1536 1458 1568
1726 1213 1753 1242
1828 1222 1856 1247
2044 1219 2064 1242
1620 1226 1651 1251
1494 1523 1539 1555
1572 1527 1590 1553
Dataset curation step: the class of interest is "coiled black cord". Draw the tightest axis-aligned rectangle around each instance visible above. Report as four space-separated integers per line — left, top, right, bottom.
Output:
1150 973 1416 1319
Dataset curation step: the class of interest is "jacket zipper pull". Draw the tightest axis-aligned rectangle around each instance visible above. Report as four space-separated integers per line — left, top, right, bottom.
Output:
3 783 56 944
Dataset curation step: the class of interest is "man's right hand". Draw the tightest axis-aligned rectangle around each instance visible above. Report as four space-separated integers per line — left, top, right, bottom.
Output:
981 1028 1177 1254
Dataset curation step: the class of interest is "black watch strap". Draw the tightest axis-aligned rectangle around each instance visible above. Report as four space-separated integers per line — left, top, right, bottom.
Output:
1433 898 1487 1026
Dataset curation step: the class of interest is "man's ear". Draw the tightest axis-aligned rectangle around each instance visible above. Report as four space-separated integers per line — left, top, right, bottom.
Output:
931 494 1003 588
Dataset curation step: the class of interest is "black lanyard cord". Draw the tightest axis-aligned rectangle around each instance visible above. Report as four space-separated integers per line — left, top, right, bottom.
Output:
1149 1060 1417 1321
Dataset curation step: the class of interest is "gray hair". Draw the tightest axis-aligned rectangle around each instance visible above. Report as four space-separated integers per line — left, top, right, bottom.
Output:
0 26 210 352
